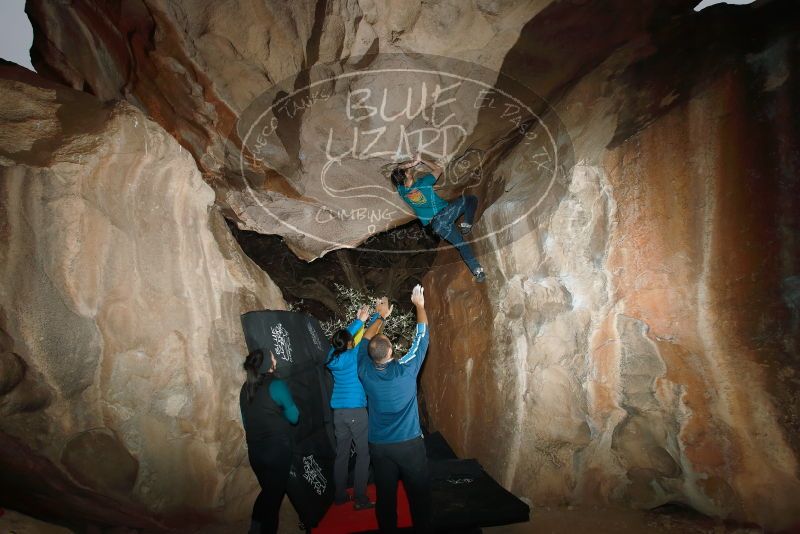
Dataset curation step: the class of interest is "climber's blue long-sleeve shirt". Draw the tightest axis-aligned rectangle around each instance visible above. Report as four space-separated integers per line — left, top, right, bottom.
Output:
357 321 430 443
326 318 367 409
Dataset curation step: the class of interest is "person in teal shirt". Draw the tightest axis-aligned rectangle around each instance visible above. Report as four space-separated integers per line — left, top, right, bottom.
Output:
391 154 486 282
240 349 299 534
325 305 374 510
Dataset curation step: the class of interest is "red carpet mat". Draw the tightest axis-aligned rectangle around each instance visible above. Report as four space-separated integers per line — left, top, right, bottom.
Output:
312 482 411 533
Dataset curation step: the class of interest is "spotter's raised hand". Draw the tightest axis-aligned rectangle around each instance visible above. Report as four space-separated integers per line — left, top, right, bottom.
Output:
411 285 425 308
375 296 394 319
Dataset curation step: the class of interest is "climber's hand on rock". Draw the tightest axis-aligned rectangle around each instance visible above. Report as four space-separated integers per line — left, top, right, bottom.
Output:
356 304 370 322
399 157 418 170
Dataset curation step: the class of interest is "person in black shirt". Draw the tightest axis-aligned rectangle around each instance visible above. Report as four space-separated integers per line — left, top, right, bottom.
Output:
240 349 299 534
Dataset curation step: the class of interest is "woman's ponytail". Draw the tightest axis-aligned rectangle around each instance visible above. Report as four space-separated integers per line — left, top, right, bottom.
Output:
328 329 354 363
243 349 266 404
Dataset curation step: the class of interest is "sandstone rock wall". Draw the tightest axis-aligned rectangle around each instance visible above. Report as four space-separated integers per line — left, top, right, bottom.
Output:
26 0 551 259
0 66 285 529
18 0 800 530
421 4 800 529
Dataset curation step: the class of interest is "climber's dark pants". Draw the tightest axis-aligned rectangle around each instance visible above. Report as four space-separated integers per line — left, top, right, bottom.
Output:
248 435 293 534
370 436 432 533
430 195 481 274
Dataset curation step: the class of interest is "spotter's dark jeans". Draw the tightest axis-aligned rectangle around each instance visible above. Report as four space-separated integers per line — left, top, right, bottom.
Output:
369 436 432 533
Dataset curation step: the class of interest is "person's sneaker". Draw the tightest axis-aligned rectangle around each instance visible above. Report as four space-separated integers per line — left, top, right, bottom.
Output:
334 494 352 505
459 222 473 235
473 267 486 283
354 499 375 511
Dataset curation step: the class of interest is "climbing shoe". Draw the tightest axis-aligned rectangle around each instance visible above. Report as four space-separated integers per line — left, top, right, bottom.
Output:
459 222 473 235
473 267 486 283
334 494 352 505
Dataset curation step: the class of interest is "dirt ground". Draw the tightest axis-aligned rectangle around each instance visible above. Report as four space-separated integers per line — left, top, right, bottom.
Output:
271 500 780 533
485 505 772 534
4 502 796 533
0 509 73 533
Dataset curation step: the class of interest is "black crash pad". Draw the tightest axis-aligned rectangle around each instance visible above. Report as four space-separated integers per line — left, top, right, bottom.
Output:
361 432 530 532
241 310 336 529
430 457 529 529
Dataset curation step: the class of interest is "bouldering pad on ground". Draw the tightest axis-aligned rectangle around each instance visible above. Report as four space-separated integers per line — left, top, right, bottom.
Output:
314 432 530 532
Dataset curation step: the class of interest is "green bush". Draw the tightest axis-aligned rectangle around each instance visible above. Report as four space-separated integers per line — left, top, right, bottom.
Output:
319 283 417 354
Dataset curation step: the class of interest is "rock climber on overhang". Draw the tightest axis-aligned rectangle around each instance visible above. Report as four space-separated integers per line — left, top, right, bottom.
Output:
390 153 486 282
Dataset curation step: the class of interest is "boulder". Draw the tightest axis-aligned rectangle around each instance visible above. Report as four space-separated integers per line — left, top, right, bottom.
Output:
26 0 553 260
421 2 800 529
0 64 285 529
19 0 800 530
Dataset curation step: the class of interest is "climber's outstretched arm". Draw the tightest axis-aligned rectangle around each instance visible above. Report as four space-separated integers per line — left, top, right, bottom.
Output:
418 153 444 181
